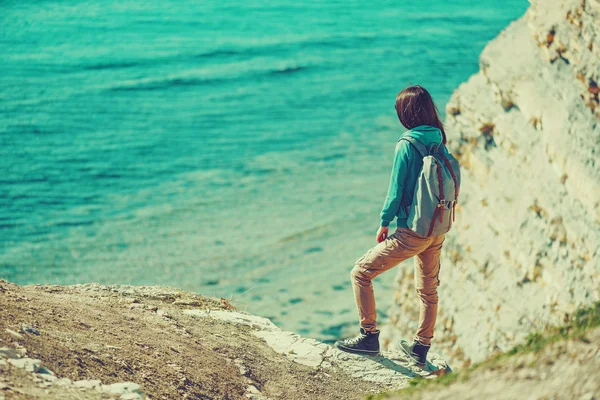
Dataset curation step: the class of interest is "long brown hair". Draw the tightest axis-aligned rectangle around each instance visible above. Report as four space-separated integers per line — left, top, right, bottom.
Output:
395 85 447 145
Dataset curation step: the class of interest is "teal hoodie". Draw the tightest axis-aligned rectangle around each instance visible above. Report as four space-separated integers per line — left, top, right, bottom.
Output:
380 125 446 229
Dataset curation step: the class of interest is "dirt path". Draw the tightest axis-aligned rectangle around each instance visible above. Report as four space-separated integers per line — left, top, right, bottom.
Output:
0 280 440 400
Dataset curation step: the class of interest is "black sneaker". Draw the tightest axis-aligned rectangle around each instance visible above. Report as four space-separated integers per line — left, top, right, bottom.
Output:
334 328 380 355
398 339 430 368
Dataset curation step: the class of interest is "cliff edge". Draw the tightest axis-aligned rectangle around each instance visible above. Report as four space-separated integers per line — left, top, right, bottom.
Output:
0 280 448 400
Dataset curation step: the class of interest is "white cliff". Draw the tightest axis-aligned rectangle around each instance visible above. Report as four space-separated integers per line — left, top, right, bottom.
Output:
386 0 600 366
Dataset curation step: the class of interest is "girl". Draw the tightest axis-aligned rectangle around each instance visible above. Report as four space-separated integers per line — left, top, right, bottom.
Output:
335 85 449 368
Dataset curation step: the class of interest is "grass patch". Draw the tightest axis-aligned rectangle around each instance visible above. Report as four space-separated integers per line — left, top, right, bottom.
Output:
367 301 600 399
506 300 600 357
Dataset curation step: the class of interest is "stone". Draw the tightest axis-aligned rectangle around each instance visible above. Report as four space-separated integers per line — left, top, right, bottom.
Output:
37 374 58 382
102 382 143 395
7 358 42 372
15 347 27 357
0 348 19 359
183 309 278 331
190 308 449 390
252 331 325 368
120 394 143 400
74 379 102 389
54 378 73 386
4 329 23 340
246 385 261 394
37 366 55 375
234 359 248 375
20 324 40 336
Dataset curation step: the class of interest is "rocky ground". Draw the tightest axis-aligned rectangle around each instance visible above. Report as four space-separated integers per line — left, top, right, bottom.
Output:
0 280 448 400
382 326 600 400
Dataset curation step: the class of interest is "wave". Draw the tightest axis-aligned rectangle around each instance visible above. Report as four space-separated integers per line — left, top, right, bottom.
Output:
80 49 248 75
305 153 346 162
83 61 140 71
0 176 48 185
108 63 312 92
27 34 378 82
109 76 226 92
193 49 246 59
53 220 95 228
270 65 308 75
192 34 380 61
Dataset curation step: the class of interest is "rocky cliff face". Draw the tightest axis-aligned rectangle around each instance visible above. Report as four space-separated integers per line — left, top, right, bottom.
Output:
386 0 600 366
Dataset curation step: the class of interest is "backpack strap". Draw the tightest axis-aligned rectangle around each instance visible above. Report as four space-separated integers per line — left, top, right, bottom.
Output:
439 153 459 201
439 153 460 224
399 135 429 158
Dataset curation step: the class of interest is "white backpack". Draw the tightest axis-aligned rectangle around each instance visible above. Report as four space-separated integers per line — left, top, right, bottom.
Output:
400 135 461 237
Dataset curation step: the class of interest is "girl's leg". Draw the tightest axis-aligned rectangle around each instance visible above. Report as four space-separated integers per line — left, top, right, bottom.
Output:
413 234 445 345
351 228 430 332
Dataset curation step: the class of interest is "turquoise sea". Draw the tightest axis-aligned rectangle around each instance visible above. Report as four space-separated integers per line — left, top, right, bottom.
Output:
1 0 528 342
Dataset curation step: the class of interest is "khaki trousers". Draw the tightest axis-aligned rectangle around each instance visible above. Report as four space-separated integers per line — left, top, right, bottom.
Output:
350 227 445 345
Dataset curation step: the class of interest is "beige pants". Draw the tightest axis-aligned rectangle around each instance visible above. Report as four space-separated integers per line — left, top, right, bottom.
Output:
351 227 445 345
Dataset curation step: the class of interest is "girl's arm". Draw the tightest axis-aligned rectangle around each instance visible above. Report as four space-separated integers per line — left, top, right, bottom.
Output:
380 140 410 228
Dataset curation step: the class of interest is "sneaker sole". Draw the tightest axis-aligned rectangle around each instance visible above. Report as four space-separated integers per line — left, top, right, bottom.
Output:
398 344 425 368
335 343 380 356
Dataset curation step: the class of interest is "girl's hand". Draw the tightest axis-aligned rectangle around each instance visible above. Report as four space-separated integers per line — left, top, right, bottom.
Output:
376 226 389 243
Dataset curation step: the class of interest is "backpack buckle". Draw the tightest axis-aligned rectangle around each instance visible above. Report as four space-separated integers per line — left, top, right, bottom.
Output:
439 199 446 207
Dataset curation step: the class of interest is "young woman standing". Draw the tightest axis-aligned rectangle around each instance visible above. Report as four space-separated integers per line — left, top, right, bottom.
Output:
335 85 452 368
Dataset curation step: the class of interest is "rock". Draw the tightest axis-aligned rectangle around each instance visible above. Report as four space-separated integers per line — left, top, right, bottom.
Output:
120 394 143 400
388 0 600 365
245 385 270 399
4 329 23 340
7 358 42 372
54 378 73 386
234 358 248 375
102 382 143 395
0 348 20 359
190 308 449 390
246 385 261 394
37 366 55 375
37 373 58 382
20 324 40 336
74 379 102 389
253 331 325 368
183 309 278 331
173 299 202 306
15 346 27 357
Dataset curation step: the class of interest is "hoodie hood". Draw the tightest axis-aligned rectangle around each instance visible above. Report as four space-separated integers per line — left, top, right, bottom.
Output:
401 125 443 147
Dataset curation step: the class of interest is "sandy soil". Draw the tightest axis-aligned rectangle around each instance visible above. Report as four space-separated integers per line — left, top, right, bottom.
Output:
0 280 384 400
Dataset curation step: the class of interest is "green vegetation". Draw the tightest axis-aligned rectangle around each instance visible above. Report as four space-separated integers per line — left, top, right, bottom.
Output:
507 300 600 356
367 301 600 399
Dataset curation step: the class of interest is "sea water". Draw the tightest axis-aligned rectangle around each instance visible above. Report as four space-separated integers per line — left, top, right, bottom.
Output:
1 0 528 342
